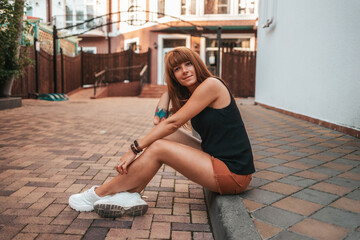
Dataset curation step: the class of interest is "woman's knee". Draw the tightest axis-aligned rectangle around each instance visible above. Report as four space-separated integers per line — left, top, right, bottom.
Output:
144 139 169 158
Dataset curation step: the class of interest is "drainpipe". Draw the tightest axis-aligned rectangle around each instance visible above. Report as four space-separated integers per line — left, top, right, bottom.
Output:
47 0 51 23
107 32 111 54
60 48 64 93
53 25 57 93
107 0 112 53
216 27 222 77
34 37 39 93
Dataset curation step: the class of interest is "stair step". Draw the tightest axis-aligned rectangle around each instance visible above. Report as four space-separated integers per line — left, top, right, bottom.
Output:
139 84 167 98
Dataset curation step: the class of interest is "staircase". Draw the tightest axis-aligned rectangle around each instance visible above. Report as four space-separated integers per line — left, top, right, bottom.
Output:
139 84 167 98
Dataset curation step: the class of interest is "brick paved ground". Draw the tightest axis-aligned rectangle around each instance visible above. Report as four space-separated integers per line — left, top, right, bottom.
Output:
0 95 359 240
238 103 360 240
0 97 213 240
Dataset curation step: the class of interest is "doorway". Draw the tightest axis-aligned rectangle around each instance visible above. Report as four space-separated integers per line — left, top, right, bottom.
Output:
157 35 190 85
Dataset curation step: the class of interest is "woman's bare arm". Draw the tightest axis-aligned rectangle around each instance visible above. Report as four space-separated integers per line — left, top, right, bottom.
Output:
118 78 221 173
138 78 220 149
153 91 170 125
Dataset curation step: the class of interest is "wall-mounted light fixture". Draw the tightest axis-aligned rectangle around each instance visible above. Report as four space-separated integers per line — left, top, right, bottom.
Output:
262 18 273 28
262 0 277 29
154 42 158 49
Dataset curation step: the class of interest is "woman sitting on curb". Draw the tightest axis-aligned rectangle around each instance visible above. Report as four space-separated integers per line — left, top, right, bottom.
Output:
68 47 255 218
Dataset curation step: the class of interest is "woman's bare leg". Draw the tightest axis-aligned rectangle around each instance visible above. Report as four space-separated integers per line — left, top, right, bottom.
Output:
95 139 217 197
95 94 207 197
165 128 201 150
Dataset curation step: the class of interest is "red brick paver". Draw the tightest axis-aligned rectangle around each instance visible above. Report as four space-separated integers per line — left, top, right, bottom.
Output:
238 103 360 240
289 219 349 240
1 96 359 240
0 97 213 240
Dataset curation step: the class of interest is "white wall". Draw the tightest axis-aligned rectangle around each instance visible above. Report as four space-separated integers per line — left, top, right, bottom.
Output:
52 0 65 27
27 0 47 22
255 0 360 131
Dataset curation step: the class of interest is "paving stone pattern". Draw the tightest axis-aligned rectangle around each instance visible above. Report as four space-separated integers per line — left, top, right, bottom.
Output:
0 98 213 240
238 104 360 240
1 96 359 240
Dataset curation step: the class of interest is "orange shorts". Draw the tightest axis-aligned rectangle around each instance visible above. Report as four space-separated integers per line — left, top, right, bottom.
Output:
211 157 252 195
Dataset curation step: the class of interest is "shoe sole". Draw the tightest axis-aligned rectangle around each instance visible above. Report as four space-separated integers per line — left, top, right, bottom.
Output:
94 203 148 218
68 199 93 212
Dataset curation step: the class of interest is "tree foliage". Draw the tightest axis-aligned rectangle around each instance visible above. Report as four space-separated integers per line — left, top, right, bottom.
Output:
0 0 27 83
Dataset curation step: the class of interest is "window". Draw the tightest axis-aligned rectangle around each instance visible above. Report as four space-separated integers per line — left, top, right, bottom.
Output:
206 38 251 49
65 0 96 31
163 39 186 48
75 8 85 30
181 0 196 15
82 46 97 54
128 42 137 51
124 37 140 53
204 0 229 14
205 37 251 75
238 0 255 14
66 5 73 28
128 0 145 26
158 0 165 18
25 6 33 17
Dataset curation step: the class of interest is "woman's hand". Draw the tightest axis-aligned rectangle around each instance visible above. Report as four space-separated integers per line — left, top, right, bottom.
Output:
115 150 137 174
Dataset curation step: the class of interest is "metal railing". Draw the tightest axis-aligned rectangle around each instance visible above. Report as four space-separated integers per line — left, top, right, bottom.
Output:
139 64 148 94
93 64 148 98
93 69 106 97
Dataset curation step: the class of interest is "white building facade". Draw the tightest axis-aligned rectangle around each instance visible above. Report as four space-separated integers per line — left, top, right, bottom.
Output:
256 0 360 135
25 0 259 85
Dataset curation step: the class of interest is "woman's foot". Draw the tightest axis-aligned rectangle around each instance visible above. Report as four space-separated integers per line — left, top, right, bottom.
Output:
69 186 109 212
94 192 148 218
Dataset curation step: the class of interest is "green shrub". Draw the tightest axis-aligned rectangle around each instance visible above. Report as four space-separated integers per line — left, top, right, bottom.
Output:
0 0 30 84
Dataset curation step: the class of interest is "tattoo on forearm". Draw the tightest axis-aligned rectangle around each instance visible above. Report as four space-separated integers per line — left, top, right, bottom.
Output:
155 107 169 121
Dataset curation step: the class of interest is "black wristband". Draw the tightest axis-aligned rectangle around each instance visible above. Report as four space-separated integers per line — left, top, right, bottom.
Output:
130 144 141 154
134 140 142 151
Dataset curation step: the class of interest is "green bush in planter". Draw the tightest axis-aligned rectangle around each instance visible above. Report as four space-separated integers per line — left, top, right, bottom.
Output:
0 0 31 97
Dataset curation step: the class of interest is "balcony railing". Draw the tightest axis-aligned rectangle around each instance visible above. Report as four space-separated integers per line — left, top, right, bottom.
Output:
53 14 108 36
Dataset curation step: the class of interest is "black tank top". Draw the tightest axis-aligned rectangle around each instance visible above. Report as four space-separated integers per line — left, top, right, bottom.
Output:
191 79 255 175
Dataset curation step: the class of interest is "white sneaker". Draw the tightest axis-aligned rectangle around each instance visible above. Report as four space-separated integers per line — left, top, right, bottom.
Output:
93 192 148 218
68 185 108 212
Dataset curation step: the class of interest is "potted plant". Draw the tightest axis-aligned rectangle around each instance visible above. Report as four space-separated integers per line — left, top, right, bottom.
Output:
0 0 28 98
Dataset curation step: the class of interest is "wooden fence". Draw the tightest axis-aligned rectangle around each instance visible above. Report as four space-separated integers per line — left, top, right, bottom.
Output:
11 48 150 98
222 50 256 98
11 48 37 97
82 49 150 85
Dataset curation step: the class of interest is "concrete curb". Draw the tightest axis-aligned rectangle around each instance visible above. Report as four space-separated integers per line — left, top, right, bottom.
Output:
0 97 22 110
204 189 261 240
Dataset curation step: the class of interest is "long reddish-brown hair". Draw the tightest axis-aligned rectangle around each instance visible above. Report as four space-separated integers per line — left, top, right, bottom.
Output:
164 47 214 114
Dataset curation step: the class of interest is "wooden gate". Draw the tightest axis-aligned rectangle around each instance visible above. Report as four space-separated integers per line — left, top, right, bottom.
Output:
12 48 150 98
82 49 150 86
221 50 256 98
